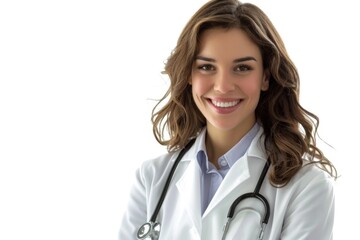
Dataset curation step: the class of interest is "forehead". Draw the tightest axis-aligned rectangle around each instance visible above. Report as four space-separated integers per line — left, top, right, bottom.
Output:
197 27 262 60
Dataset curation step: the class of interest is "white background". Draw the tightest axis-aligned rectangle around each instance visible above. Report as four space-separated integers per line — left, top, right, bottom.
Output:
0 0 359 239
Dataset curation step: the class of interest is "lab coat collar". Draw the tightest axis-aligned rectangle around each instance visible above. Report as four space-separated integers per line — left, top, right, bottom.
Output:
246 126 267 160
175 126 268 234
203 127 268 218
181 128 207 162
180 126 267 162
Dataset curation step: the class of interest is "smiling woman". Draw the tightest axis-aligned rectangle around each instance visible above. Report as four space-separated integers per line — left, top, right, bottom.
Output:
1 0 358 239
118 0 337 239
190 28 269 159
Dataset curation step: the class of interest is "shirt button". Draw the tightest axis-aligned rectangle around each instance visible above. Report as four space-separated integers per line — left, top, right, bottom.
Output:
220 159 227 167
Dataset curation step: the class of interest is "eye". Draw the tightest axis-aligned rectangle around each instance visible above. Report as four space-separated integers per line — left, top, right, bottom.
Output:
235 64 252 72
197 64 215 71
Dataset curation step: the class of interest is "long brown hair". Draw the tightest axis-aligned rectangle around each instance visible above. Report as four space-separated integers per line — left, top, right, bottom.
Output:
151 0 337 186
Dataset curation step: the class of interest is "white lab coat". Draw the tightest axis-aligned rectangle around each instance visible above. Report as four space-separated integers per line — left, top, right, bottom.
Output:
119 129 335 240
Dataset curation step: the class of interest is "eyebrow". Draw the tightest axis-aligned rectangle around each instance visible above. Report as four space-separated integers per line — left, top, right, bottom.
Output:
195 55 257 63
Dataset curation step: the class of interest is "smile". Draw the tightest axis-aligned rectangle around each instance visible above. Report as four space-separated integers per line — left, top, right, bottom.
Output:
211 99 240 108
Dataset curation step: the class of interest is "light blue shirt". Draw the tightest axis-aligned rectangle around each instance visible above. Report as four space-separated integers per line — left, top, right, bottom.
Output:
196 123 260 215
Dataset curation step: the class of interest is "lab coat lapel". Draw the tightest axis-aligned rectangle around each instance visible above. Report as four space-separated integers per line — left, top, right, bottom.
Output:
202 155 251 218
176 157 202 236
202 128 267 219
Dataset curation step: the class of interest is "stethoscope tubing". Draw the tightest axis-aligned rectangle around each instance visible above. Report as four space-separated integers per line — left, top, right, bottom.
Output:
227 161 270 223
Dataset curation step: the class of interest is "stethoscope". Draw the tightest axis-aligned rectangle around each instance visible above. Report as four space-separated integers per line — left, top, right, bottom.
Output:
137 139 270 240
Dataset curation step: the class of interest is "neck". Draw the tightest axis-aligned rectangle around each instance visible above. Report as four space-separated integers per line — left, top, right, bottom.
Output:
205 122 255 168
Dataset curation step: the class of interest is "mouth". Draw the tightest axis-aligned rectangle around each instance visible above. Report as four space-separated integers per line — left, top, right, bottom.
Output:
206 98 243 114
210 99 240 108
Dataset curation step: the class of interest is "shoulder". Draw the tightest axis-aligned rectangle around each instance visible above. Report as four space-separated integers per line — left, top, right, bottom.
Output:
285 162 335 200
136 150 180 183
298 162 334 185
139 150 176 171
138 137 199 178
273 161 335 207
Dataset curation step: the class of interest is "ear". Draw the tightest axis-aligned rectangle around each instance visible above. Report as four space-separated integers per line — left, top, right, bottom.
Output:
261 69 270 91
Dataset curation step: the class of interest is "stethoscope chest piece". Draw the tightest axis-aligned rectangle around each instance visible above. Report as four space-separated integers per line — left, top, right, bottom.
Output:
137 221 161 240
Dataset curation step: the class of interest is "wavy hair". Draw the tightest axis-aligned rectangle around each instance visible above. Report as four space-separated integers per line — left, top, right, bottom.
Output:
151 0 337 186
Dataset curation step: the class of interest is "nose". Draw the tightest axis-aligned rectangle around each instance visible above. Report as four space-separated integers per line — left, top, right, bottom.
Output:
213 70 235 93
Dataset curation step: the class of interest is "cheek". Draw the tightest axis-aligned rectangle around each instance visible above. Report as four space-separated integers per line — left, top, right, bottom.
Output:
239 77 264 96
191 77 211 96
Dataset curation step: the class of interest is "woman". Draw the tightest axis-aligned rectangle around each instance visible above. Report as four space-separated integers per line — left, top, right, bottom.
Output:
119 0 337 239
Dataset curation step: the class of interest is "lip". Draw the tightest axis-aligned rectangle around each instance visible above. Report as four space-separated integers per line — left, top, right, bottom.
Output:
206 98 242 114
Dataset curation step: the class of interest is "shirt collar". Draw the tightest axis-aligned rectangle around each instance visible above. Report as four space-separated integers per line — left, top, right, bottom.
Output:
223 123 260 167
195 123 260 171
196 128 210 171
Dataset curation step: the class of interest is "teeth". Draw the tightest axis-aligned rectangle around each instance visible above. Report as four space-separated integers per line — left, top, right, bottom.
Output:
212 100 240 108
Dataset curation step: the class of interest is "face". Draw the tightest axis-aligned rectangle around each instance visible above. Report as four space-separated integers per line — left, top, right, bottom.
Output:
190 27 269 134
